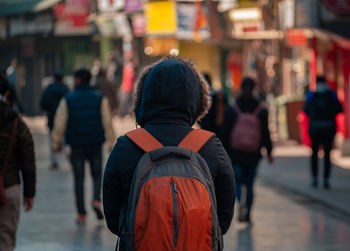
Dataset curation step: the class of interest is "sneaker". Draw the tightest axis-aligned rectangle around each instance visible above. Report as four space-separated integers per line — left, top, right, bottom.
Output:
93 200 104 220
77 214 86 224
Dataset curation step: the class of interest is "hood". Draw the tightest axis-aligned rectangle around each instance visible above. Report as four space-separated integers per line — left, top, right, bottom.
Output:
0 101 17 125
134 57 211 127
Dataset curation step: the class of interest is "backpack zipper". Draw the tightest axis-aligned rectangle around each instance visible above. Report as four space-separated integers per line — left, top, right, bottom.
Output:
170 181 178 248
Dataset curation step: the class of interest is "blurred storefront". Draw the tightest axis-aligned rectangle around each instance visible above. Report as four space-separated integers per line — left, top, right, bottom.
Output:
0 0 94 115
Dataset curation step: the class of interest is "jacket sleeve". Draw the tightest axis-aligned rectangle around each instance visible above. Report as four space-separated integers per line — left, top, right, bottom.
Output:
52 99 68 150
103 137 125 236
17 119 36 198
212 137 235 234
101 97 116 148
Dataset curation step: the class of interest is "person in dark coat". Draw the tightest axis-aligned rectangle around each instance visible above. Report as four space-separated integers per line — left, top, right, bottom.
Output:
40 71 69 169
199 73 234 151
52 69 115 224
229 77 273 223
103 56 235 249
303 76 343 189
95 68 118 115
0 76 36 250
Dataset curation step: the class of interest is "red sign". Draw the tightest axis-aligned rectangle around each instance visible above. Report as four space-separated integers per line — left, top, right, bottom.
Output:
323 0 350 15
286 29 308 47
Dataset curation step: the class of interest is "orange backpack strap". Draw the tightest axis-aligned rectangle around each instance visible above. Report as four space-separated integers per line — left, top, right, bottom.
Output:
178 129 215 153
126 128 164 152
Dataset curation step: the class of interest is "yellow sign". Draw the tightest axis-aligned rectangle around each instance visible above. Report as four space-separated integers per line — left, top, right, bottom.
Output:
145 1 177 35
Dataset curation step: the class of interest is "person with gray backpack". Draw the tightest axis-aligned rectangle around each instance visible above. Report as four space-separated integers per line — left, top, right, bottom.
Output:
229 77 273 224
103 56 235 250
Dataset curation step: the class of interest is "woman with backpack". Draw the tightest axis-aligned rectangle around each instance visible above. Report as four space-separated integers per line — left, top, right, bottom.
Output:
229 77 273 223
103 56 235 250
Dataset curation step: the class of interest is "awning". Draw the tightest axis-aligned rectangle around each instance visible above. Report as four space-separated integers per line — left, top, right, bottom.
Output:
0 0 62 16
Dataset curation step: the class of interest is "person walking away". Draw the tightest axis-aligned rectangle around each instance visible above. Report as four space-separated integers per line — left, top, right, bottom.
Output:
118 59 136 117
0 76 36 251
40 71 69 169
303 76 343 189
52 69 115 223
103 56 235 250
230 77 273 223
95 68 118 115
199 73 234 151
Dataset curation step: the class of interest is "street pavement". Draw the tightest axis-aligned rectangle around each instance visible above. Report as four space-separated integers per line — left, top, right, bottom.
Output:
15 117 350 251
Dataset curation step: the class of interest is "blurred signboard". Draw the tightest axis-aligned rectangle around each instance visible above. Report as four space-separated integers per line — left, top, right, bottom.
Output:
54 3 91 36
286 29 307 47
176 3 210 40
9 14 53 37
98 0 124 13
131 14 145 37
279 0 295 30
96 14 131 37
323 0 350 15
145 1 177 35
125 0 143 13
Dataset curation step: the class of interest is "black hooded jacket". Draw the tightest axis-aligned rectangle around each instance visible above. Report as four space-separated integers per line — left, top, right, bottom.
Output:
103 59 235 240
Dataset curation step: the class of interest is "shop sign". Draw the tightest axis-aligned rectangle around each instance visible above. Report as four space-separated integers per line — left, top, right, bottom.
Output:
96 14 131 37
98 0 124 13
279 0 295 30
176 3 210 40
131 14 145 37
54 3 91 36
323 0 350 16
125 0 143 13
286 29 307 47
145 1 177 35
9 14 53 37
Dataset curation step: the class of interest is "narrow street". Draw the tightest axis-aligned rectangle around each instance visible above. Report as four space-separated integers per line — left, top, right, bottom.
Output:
16 117 350 251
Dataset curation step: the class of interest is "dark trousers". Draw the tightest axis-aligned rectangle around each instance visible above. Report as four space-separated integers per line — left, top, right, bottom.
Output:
311 134 333 179
233 162 258 215
70 145 102 215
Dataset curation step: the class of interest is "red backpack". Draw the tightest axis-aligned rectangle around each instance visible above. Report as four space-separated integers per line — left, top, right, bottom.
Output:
122 128 223 251
230 104 262 153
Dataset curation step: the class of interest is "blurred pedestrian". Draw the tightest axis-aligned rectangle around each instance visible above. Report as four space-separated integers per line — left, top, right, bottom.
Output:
0 76 36 251
106 51 123 87
230 77 273 223
199 74 233 151
118 59 136 117
6 59 18 89
303 76 343 189
2 66 22 113
40 70 69 169
52 69 115 224
95 68 118 115
103 56 235 250
90 58 103 87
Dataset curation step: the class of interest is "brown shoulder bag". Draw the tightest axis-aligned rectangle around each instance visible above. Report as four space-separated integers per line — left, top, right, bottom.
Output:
0 118 18 207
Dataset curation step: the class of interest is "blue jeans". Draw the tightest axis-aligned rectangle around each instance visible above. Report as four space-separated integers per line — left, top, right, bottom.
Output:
233 162 258 215
70 145 102 215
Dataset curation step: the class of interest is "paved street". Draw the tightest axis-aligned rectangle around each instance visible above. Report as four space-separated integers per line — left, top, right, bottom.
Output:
16 117 350 251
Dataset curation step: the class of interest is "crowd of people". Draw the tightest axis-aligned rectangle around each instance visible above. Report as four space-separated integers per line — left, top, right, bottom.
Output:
0 55 343 250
